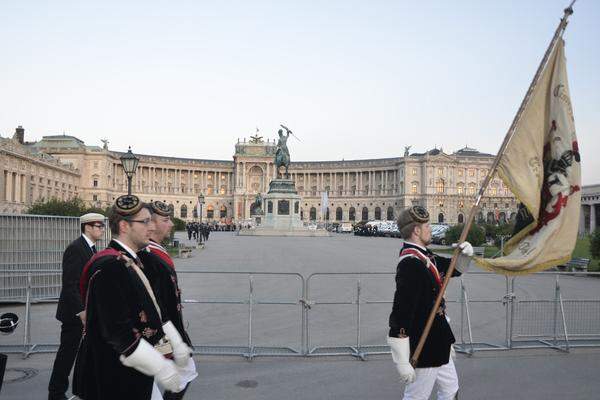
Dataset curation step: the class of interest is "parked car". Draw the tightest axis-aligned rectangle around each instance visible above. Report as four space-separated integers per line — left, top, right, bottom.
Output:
339 223 353 233
431 223 450 245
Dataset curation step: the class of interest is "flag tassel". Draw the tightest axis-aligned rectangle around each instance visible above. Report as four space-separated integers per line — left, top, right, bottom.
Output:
410 3 576 367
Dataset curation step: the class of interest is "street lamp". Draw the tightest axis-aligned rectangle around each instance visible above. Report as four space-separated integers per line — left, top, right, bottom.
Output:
198 193 205 222
120 146 139 195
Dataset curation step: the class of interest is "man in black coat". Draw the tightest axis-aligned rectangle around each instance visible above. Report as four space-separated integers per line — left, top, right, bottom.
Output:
139 201 195 400
48 212 105 400
73 195 183 399
387 206 473 400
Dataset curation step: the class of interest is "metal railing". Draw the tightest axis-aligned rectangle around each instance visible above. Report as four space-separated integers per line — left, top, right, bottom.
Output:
1 269 599 359
0 214 110 301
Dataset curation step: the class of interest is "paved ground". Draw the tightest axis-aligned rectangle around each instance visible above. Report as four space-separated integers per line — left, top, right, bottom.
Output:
2 231 599 399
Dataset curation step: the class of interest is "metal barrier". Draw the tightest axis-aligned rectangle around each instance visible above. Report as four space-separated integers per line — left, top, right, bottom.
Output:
0 214 110 301
0 269 599 359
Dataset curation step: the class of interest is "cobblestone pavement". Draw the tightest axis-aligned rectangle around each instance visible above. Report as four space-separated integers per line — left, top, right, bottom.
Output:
1 231 599 399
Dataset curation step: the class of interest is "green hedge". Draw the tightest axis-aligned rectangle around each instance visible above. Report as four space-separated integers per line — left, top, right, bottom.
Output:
444 224 486 246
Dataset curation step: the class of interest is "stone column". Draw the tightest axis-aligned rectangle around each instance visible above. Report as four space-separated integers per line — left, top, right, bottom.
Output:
591 204 597 234
14 172 21 203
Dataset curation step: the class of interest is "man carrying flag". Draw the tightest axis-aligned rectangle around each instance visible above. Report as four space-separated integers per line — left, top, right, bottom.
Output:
387 206 473 400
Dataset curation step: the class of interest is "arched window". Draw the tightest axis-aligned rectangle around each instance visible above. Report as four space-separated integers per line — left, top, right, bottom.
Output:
362 207 369 221
411 182 418 194
335 207 343 221
207 205 214 219
349 207 356 221
458 213 464 224
193 206 198 218
310 207 317 221
386 206 394 221
300 210 304 220
220 205 227 218
487 212 495 224
325 207 330 221
498 212 506 224
477 212 484 222
180 204 188 219
375 207 381 220
438 213 444 223
457 183 464 195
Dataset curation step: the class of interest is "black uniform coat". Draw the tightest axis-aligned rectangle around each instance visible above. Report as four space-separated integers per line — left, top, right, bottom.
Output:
388 242 461 368
73 240 166 400
139 241 192 347
56 236 93 322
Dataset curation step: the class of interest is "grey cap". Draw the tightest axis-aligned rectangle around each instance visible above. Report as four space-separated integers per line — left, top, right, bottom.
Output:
397 206 429 231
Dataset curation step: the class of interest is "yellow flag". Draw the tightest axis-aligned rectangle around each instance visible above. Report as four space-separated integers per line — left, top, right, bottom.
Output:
476 39 582 275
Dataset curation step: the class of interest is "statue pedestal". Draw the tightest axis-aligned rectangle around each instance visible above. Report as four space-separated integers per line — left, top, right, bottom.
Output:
239 179 329 237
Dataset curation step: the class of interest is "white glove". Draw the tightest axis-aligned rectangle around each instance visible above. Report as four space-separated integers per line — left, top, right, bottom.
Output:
162 321 192 368
453 241 473 273
387 336 416 384
120 338 182 393
450 344 456 360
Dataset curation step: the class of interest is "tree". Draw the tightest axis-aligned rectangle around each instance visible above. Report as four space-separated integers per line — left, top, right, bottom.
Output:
445 223 486 246
172 217 186 232
591 229 600 259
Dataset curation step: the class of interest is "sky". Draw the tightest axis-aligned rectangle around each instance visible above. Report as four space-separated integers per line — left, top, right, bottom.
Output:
1 0 598 183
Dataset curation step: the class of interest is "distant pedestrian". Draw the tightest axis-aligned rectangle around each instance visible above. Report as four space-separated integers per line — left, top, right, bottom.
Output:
49 213 105 400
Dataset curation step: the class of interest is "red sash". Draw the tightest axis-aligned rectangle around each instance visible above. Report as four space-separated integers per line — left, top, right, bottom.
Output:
147 242 175 269
399 248 442 288
79 248 124 300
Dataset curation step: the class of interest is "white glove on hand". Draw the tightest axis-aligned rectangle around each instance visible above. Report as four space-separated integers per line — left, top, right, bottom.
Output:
458 241 474 257
162 321 192 368
453 241 474 273
450 344 456 360
387 336 416 384
120 338 182 393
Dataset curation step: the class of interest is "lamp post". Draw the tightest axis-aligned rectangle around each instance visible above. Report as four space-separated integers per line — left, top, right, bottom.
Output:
198 193 205 222
120 146 139 195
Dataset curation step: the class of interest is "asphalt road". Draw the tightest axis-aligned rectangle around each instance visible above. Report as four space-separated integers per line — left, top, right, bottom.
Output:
1 231 599 399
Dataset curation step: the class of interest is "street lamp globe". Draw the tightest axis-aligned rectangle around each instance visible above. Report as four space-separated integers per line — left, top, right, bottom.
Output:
120 146 139 195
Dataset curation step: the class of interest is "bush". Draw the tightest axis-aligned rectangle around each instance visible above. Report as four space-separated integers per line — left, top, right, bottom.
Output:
26 198 111 217
444 223 486 247
172 217 186 232
591 229 600 259
27 198 88 217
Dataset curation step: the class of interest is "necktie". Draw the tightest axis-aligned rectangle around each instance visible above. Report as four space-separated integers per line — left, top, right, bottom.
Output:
91 245 97 254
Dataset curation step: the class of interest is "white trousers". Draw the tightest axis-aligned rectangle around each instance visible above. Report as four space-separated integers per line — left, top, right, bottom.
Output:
402 358 459 400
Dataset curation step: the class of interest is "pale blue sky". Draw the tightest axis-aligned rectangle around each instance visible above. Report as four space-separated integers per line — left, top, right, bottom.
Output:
1 0 598 183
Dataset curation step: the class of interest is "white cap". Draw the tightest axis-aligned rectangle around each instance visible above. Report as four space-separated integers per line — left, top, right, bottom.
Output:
80 213 105 224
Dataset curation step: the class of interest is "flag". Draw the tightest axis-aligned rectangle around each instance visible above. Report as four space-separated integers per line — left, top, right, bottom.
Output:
476 39 581 275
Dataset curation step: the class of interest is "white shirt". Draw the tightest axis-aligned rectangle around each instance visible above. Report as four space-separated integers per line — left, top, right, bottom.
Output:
82 233 96 250
112 239 139 260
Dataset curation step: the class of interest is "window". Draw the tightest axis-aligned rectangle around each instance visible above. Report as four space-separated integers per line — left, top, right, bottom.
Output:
362 207 369 221
458 213 464 224
180 204 188 218
457 184 464 195
436 180 445 194
468 169 475 177
387 206 394 220
349 207 356 221
412 168 417 176
206 205 214 219
490 186 497 196
220 205 227 218
310 207 317 221
93 179 98 187
411 183 418 194
438 213 444 223
375 207 381 220
220 186 226 195
437 167 443 176
458 169 463 177
468 183 476 195
92 194 98 201
336 207 343 221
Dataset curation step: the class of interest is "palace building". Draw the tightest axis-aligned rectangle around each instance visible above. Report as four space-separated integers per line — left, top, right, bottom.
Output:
2 126 519 224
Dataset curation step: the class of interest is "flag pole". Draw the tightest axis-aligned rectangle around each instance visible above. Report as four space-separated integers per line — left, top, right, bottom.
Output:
410 2 576 367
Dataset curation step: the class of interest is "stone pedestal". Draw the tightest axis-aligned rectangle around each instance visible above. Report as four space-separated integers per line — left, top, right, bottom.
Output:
239 179 329 237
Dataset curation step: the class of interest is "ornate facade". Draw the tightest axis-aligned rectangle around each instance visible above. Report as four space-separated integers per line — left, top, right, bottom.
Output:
1 127 80 214
2 127 519 224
